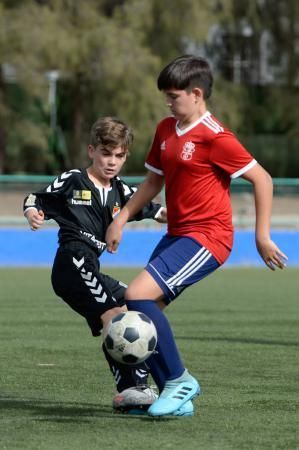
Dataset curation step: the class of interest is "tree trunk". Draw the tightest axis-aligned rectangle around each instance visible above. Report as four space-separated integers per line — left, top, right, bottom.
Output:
0 126 6 174
70 73 86 167
0 71 6 174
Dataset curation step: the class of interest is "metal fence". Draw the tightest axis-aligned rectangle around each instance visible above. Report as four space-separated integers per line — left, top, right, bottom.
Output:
1 175 299 229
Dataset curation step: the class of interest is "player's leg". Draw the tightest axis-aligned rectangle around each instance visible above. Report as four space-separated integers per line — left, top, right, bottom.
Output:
100 273 157 413
51 243 121 336
125 236 194 393
51 243 156 411
125 235 220 416
100 274 151 388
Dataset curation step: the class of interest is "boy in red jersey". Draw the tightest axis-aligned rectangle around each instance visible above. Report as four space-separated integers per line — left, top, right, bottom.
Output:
105 55 287 417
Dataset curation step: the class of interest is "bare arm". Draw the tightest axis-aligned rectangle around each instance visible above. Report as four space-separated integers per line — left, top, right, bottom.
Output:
106 171 164 252
241 163 287 270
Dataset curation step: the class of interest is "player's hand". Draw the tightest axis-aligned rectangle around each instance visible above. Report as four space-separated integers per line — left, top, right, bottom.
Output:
155 207 167 223
256 237 288 270
25 209 45 231
105 220 123 253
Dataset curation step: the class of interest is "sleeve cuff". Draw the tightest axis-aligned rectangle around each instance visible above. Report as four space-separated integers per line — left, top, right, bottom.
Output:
24 206 38 216
231 159 257 179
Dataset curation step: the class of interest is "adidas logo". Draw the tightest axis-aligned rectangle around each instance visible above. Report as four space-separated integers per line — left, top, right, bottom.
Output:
160 141 166 150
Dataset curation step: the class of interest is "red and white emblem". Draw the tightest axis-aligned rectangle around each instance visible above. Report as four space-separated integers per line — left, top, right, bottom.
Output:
181 141 195 160
112 205 121 217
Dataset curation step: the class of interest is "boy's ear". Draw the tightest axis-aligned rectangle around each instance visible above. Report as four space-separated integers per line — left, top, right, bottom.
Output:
88 145 95 158
192 87 203 101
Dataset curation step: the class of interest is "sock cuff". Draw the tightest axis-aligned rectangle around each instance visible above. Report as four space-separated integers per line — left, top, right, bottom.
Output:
126 300 157 310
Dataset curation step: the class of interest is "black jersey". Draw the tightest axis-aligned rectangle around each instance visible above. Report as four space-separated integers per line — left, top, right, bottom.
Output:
23 168 161 255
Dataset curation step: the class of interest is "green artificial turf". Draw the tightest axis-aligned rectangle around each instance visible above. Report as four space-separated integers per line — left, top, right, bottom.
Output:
0 267 298 450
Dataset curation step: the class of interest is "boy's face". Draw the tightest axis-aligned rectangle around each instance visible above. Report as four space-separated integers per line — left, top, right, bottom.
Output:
88 145 128 183
163 88 202 122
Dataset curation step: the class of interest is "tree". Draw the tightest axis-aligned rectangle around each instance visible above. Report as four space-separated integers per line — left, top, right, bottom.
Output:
1 0 299 175
0 0 163 172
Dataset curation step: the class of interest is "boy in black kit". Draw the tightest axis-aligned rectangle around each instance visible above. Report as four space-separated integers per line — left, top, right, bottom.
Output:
24 116 166 413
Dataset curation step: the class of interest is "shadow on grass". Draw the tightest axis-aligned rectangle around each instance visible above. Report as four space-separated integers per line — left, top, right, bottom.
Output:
176 336 299 347
0 396 174 422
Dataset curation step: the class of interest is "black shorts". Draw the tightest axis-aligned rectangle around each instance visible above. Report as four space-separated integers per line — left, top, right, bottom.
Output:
51 241 126 336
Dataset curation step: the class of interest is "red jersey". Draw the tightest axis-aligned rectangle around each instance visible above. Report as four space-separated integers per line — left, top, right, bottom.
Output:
145 111 256 264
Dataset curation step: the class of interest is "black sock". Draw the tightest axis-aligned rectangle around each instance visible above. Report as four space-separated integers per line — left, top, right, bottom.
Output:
102 343 149 392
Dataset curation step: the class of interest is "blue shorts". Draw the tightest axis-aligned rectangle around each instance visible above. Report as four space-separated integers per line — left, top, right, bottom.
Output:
146 235 220 303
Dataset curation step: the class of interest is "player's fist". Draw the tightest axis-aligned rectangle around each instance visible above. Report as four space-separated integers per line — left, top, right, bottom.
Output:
155 207 167 223
25 209 45 231
105 220 123 253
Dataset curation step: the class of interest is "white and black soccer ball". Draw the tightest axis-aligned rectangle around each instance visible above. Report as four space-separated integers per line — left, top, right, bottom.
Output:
103 310 157 365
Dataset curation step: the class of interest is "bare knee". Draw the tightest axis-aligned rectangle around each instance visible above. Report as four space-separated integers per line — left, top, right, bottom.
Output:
125 270 164 301
101 305 127 328
126 283 142 300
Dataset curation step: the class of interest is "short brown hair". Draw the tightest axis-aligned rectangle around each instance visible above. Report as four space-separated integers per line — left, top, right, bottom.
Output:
157 55 213 100
90 117 134 150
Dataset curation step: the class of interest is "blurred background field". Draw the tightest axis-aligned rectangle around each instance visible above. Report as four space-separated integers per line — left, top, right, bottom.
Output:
1 175 298 267
0 175 298 229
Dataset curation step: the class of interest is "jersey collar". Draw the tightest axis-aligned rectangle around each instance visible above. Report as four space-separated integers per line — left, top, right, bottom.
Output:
175 111 211 136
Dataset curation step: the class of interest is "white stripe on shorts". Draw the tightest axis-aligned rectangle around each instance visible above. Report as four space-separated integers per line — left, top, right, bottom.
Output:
167 247 212 288
167 246 206 285
148 263 176 295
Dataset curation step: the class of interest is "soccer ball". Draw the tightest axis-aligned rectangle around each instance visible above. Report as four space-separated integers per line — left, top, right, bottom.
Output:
103 311 157 365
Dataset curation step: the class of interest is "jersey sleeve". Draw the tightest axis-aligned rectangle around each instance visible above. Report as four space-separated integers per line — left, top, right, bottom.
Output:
144 127 164 175
210 131 257 178
23 169 80 219
23 193 43 213
119 179 162 221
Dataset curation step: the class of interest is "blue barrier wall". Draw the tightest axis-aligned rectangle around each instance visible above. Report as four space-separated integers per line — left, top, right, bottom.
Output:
0 228 298 267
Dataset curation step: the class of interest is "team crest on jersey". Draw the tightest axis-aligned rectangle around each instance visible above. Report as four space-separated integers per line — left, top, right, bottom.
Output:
112 203 121 217
181 141 195 160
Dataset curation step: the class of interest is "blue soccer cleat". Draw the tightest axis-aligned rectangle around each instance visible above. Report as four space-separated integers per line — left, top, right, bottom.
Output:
127 400 194 417
148 370 200 417
172 400 194 417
